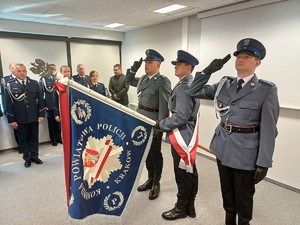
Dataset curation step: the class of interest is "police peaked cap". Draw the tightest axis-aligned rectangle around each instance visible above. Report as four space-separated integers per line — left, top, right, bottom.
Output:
144 49 164 63
233 38 266 60
171 50 199 67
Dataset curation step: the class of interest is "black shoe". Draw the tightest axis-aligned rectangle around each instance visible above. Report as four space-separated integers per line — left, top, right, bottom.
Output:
162 207 187 220
57 138 63 144
51 141 58 146
137 180 153 192
149 183 160 200
18 150 23 154
24 160 31 168
31 158 43 164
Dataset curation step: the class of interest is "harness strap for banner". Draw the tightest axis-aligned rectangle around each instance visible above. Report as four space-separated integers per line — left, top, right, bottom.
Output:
168 108 200 173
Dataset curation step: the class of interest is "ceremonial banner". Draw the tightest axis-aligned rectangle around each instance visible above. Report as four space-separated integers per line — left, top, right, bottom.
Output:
57 79 154 219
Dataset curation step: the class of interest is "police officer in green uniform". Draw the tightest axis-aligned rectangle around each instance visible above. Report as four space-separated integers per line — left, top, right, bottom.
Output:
189 38 280 225
126 49 172 200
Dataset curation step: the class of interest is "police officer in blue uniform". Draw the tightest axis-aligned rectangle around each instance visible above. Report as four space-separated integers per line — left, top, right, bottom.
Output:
189 38 280 225
39 64 61 146
6 63 46 168
72 64 89 86
126 49 172 200
0 103 3 117
87 70 107 96
156 50 200 220
1 62 19 146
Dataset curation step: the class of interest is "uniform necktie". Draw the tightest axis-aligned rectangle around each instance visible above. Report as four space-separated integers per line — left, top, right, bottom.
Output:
22 80 26 87
237 79 244 93
145 76 149 83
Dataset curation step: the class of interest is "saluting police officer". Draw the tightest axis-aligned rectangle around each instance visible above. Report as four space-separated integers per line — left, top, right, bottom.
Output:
156 50 200 220
189 38 280 225
6 63 46 168
39 63 62 146
126 49 172 200
72 64 89 86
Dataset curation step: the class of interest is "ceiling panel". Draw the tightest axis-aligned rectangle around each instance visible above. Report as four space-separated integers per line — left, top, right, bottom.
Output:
0 0 285 32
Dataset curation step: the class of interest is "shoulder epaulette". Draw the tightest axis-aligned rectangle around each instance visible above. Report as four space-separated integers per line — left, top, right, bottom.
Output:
259 79 275 87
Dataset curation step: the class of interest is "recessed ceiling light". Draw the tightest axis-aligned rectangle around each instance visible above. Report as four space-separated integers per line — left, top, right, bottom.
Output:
104 23 124 28
154 4 187 14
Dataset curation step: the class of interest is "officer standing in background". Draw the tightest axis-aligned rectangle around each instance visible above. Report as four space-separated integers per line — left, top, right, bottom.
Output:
6 63 46 168
39 63 62 146
189 38 280 225
156 50 200 220
72 64 89 86
1 62 19 147
109 64 129 106
126 49 172 200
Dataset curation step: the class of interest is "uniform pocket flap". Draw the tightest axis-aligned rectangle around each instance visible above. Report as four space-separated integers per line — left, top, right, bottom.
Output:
239 101 259 110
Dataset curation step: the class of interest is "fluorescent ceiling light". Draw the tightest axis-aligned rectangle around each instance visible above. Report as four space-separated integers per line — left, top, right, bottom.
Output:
154 4 187 14
104 23 124 28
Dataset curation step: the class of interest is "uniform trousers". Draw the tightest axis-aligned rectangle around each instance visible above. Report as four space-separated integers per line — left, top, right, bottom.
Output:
145 130 163 180
46 110 61 142
217 159 255 224
171 145 198 207
17 122 39 161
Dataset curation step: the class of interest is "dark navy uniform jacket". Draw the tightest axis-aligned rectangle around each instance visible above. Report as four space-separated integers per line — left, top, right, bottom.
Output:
6 77 46 124
72 74 90 86
88 82 107 96
1 74 16 113
39 76 55 110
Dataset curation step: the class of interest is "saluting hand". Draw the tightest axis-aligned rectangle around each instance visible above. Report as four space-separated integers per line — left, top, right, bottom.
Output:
131 57 143 73
202 54 231 75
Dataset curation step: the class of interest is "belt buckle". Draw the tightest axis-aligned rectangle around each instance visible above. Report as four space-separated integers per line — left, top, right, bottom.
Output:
224 123 232 133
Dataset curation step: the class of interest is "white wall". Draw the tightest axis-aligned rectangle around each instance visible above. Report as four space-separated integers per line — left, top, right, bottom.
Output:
122 0 300 189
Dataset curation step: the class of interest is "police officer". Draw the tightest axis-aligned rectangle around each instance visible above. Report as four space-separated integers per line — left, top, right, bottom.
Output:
6 63 46 168
72 64 89 86
1 62 19 146
189 38 280 225
39 63 61 146
126 49 172 200
156 50 200 220
0 103 3 117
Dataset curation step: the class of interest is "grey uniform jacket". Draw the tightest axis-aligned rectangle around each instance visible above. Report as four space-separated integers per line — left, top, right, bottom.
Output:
189 72 279 170
127 71 171 120
160 75 200 145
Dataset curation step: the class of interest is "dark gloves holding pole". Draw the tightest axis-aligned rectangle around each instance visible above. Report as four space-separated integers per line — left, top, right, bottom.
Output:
253 166 268 184
202 54 231 75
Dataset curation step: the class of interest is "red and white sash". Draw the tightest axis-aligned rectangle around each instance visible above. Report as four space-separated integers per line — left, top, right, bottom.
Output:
168 110 200 173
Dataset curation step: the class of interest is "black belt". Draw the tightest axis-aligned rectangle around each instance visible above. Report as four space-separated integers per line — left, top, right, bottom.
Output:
138 104 158 112
188 116 196 122
220 121 260 133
